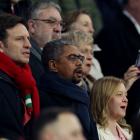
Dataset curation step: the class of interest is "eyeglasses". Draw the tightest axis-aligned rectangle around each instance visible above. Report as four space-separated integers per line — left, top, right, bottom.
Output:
66 54 85 63
33 18 64 27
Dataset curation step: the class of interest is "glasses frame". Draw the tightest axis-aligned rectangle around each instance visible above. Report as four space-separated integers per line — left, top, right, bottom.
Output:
33 18 64 27
66 54 85 64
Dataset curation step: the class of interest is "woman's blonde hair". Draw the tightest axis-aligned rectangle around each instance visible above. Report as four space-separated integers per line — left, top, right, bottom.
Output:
91 76 131 132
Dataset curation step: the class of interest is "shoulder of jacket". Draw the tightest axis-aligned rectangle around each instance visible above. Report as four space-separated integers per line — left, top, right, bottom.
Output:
0 71 15 86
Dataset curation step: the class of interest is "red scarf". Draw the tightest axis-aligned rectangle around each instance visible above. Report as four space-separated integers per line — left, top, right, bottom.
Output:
0 52 40 124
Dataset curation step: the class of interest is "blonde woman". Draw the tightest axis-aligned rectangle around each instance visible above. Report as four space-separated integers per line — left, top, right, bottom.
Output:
91 76 132 140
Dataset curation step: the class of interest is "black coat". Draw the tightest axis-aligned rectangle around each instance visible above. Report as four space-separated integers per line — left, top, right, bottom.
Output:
0 70 34 140
29 39 45 87
95 12 140 125
39 71 99 140
95 12 140 77
0 0 32 21
0 71 24 140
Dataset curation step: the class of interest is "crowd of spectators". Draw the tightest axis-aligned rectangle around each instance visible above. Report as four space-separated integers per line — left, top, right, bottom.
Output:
0 0 140 140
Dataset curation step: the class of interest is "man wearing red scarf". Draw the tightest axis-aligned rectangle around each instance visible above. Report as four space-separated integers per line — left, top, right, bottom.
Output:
0 13 40 140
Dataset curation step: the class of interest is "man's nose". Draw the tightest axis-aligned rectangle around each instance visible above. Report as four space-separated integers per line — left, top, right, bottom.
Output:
54 22 62 33
24 38 31 48
75 58 83 66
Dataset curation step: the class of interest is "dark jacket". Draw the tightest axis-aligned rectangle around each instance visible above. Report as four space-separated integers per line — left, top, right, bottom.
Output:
29 39 45 87
39 71 99 140
0 0 32 21
95 12 140 77
95 0 123 26
95 12 140 125
0 70 24 140
0 70 34 140
133 116 140 140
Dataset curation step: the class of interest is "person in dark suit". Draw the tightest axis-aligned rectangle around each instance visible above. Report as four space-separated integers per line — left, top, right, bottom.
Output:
39 39 99 140
0 0 32 21
95 0 140 126
28 1 62 86
0 13 40 140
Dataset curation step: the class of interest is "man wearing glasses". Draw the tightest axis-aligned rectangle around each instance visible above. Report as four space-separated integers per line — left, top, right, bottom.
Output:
28 1 62 85
39 39 99 140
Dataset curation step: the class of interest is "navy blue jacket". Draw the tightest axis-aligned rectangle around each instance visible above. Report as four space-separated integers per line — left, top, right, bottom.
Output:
39 71 99 140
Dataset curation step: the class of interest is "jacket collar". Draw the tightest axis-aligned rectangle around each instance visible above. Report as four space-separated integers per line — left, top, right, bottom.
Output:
30 38 42 61
39 71 90 105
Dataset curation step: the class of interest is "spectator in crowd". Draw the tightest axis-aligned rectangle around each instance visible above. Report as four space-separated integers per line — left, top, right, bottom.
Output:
28 1 62 85
91 76 132 140
63 10 94 35
0 0 32 21
63 8 139 91
62 30 95 92
33 108 85 140
95 0 140 125
62 30 139 94
63 9 103 80
0 13 40 140
39 39 99 140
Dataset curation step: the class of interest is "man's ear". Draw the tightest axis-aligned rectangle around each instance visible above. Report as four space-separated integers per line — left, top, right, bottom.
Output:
28 19 36 34
0 41 4 53
48 60 58 72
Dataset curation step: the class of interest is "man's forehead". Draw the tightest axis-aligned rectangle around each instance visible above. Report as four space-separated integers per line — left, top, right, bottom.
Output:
63 45 80 54
58 113 79 124
43 113 82 135
6 24 29 37
56 113 82 131
38 7 61 19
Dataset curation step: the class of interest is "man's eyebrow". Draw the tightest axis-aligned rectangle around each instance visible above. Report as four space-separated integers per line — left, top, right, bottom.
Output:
14 35 30 39
48 16 62 21
68 53 78 56
48 16 56 19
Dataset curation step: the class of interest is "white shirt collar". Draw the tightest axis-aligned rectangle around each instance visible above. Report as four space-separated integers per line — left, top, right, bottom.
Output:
123 10 140 34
